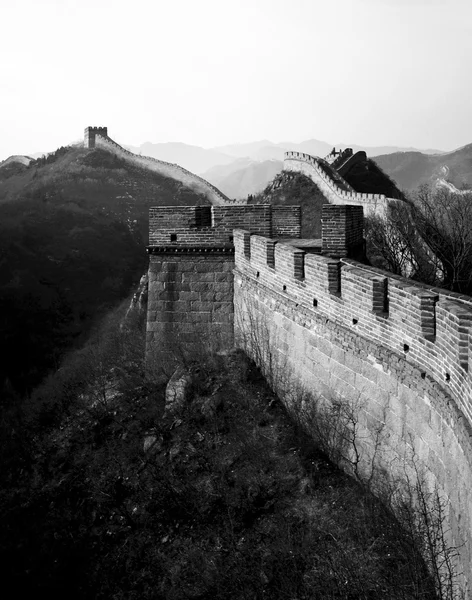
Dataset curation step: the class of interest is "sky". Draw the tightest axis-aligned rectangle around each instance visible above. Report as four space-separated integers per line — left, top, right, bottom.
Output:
1 0 472 158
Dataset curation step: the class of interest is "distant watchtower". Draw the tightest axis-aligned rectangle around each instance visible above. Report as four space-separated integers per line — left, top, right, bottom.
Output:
84 126 108 148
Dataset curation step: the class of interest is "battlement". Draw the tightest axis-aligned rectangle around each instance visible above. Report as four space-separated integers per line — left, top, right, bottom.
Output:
234 230 472 424
84 126 108 148
146 195 472 587
284 150 399 217
147 204 302 249
146 198 472 585
86 128 235 205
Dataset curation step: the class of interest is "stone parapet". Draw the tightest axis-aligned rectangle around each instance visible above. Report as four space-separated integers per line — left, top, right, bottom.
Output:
234 231 472 592
234 230 472 423
148 204 301 247
284 150 398 217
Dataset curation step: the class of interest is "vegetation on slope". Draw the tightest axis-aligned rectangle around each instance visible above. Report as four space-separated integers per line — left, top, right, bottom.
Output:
343 158 405 199
0 305 439 599
251 171 326 238
0 145 209 396
365 185 472 295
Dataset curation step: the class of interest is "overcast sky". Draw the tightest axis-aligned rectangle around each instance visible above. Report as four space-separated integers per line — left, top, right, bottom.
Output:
1 0 471 158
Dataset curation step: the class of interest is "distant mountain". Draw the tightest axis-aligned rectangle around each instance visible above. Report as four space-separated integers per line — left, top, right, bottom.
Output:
248 146 286 161
373 143 472 191
202 157 256 181
211 139 444 162
126 141 235 174
204 160 283 199
210 140 276 158
335 144 445 157
211 139 332 162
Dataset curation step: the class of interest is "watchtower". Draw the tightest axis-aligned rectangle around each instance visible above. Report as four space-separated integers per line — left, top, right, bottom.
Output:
84 126 108 149
145 204 302 364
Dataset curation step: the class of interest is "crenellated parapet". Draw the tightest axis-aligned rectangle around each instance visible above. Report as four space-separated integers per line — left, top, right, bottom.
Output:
83 126 236 205
145 204 302 359
145 197 472 589
284 150 399 217
233 227 472 592
84 126 108 148
234 229 472 421
147 204 301 250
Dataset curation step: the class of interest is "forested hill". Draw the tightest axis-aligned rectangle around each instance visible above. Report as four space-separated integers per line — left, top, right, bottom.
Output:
0 145 209 397
251 171 327 238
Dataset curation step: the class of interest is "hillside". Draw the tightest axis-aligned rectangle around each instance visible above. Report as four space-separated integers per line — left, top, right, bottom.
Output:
374 143 472 191
252 171 327 238
0 309 437 599
0 145 209 396
340 155 405 199
0 155 33 181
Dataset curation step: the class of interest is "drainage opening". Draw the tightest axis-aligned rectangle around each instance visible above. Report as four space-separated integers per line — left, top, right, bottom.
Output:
352 318 358 325
170 233 177 242
403 344 410 353
313 299 318 307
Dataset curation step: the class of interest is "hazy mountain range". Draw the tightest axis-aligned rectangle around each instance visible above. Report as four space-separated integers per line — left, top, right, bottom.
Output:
3 136 470 199
124 139 445 175
374 143 472 192
120 138 448 198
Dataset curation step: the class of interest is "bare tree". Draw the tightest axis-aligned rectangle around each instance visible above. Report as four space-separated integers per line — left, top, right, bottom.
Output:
365 202 423 278
366 187 472 294
412 185 472 294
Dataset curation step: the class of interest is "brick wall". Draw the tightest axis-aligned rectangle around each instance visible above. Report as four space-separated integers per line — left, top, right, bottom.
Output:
84 126 107 149
92 132 234 205
146 252 235 360
321 204 364 258
233 230 472 593
148 204 301 247
284 151 398 218
272 206 302 237
146 204 301 361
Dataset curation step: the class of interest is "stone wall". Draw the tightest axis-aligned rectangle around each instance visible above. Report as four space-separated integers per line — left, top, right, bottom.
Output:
272 206 302 237
92 132 233 205
148 205 301 247
321 205 364 258
284 150 398 218
146 204 302 362
84 126 108 149
147 250 235 359
233 230 472 594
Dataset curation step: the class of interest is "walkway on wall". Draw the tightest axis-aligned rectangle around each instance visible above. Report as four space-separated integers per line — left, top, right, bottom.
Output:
92 134 239 206
316 159 355 192
283 151 395 218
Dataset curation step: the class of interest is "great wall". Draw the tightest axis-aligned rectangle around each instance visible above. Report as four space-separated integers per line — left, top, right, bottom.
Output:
84 126 238 205
85 127 472 595
283 149 401 217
